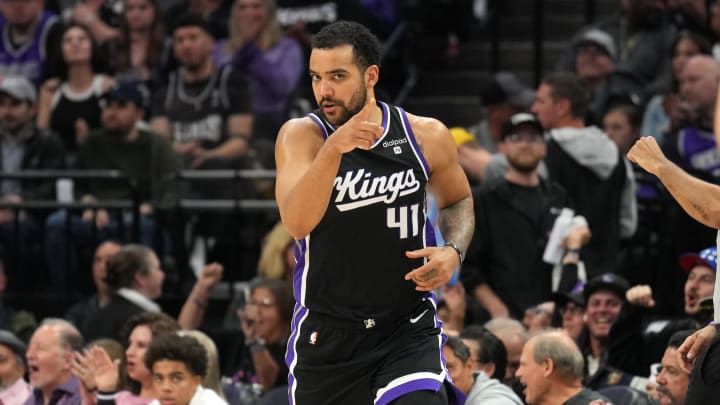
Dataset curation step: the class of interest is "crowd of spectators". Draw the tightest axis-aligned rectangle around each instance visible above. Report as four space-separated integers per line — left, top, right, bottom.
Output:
0 0 720 405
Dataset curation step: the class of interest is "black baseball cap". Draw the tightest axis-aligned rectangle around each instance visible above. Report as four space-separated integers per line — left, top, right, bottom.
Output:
584 273 630 301
552 281 587 308
500 113 544 140
101 80 149 109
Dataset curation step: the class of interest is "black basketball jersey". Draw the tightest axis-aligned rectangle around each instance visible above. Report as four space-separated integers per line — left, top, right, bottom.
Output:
154 66 251 151
294 100 436 321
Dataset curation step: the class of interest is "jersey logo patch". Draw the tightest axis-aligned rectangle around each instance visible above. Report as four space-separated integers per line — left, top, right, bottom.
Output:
309 331 319 345
393 146 402 155
409 309 428 324
333 168 421 212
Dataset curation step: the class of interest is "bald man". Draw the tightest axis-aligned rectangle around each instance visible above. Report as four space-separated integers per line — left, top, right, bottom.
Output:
679 55 720 128
516 330 608 405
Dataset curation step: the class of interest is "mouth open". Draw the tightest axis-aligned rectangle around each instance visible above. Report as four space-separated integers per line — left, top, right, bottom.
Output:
322 102 337 114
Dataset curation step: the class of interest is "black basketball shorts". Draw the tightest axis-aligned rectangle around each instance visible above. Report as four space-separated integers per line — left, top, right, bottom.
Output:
284 292 462 405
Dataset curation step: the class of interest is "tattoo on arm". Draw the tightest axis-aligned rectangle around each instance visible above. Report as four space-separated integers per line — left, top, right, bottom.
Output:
691 201 710 222
438 196 475 254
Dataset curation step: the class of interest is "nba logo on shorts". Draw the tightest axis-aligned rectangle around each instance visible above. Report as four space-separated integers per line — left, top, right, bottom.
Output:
393 146 402 155
309 331 319 345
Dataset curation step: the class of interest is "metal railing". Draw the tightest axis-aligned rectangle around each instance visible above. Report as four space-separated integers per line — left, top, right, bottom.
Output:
0 169 279 292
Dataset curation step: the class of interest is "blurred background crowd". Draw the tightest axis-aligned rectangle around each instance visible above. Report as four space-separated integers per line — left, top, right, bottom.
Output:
0 0 717 404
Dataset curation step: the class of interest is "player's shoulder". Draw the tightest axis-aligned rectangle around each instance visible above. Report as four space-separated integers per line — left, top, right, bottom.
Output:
404 111 451 146
405 112 450 136
276 116 324 145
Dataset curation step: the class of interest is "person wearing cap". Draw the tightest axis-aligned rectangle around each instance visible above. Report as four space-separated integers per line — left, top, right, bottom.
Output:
574 28 616 94
552 281 587 342
450 71 535 184
463 112 585 321
0 0 64 86
44 79 181 292
556 1 673 98
571 28 645 124
0 76 66 291
602 247 714 379
579 273 649 394
150 13 253 176
580 273 628 378
531 72 637 278
0 329 31 404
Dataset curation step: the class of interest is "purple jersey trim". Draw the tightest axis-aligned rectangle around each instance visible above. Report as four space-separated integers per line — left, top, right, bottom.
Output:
375 379 442 405
293 237 309 306
396 106 430 180
369 100 391 148
286 304 309 405
307 113 329 140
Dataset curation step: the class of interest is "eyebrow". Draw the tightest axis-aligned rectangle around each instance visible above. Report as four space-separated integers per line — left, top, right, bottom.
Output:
309 68 351 75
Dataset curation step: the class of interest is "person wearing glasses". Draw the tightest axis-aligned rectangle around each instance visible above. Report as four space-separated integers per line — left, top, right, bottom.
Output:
233 278 293 393
463 113 588 321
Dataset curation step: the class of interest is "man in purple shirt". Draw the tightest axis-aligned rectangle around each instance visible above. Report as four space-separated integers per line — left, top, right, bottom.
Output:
24 319 83 405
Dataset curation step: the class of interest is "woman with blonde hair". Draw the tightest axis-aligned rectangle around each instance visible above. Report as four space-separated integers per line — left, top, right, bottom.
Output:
257 222 294 283
212 0 304 141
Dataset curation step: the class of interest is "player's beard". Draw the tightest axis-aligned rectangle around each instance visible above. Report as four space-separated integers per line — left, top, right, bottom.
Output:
319 81 367 126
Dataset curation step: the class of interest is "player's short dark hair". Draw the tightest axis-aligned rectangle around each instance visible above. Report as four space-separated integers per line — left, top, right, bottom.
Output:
668 330 695 350
445 335 471 363
312 20 381 71
145 333 208 378
459 325 508 381
541 72 589 119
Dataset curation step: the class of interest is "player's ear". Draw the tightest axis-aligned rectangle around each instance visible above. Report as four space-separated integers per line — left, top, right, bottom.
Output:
365 65 379 88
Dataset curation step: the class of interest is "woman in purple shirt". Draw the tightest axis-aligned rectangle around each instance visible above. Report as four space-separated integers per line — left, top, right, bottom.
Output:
213 0 303 142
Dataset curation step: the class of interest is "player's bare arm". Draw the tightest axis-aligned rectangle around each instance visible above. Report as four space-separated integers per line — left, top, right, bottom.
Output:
628 137 720 229
275 99 384 239
404 115 474 291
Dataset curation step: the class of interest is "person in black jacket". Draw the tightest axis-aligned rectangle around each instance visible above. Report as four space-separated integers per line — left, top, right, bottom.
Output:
532 72 637 277
0 76 65 292
463 113 585 320
81 244 165 342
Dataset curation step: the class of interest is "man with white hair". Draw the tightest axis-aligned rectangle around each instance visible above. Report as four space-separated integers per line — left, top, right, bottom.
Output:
24 318 83 405
516 330 608 405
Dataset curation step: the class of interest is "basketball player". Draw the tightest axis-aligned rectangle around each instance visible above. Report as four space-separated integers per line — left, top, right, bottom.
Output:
274 21 474 405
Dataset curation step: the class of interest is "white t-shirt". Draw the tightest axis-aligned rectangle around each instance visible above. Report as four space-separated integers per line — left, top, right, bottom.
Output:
148 386 227 405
